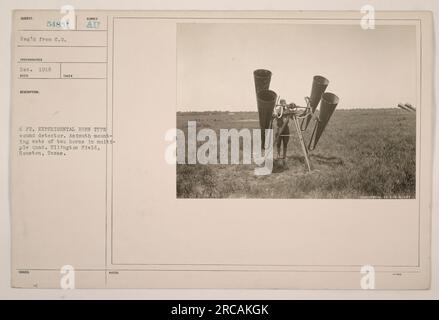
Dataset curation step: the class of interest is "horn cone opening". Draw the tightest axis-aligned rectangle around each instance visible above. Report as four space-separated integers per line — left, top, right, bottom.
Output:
309 92 339 150
257 89 277 102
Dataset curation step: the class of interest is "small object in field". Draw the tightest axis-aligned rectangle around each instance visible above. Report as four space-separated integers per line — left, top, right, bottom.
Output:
301 75 329 131
404 103 416 112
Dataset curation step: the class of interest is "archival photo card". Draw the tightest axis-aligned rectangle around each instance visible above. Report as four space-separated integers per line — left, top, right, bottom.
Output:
10 10 432 289
176 23 417 199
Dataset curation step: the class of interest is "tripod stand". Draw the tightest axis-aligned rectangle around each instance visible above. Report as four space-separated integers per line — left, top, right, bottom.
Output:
269 97 317 172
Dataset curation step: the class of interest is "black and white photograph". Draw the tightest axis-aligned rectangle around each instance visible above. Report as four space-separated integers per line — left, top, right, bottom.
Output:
176 23 417 199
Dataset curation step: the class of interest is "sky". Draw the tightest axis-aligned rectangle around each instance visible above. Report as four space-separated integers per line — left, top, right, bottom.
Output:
177 23 417 111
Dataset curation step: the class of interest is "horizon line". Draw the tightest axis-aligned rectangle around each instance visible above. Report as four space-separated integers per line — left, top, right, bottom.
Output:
177 106 407 113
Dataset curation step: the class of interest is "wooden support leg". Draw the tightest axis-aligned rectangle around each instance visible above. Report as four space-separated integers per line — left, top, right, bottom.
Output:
292 115 312 172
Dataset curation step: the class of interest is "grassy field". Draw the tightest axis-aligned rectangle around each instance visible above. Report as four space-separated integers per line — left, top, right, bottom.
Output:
176 109 416 199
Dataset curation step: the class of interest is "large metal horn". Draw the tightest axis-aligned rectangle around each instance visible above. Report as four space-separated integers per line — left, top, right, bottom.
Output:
398 103 410 111
308 92 339 150
254 69 273 148
256 89 277 148
301 75 329 131
404 103 416 112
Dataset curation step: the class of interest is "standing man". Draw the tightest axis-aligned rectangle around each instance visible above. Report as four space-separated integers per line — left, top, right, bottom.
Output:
272 99 290 164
